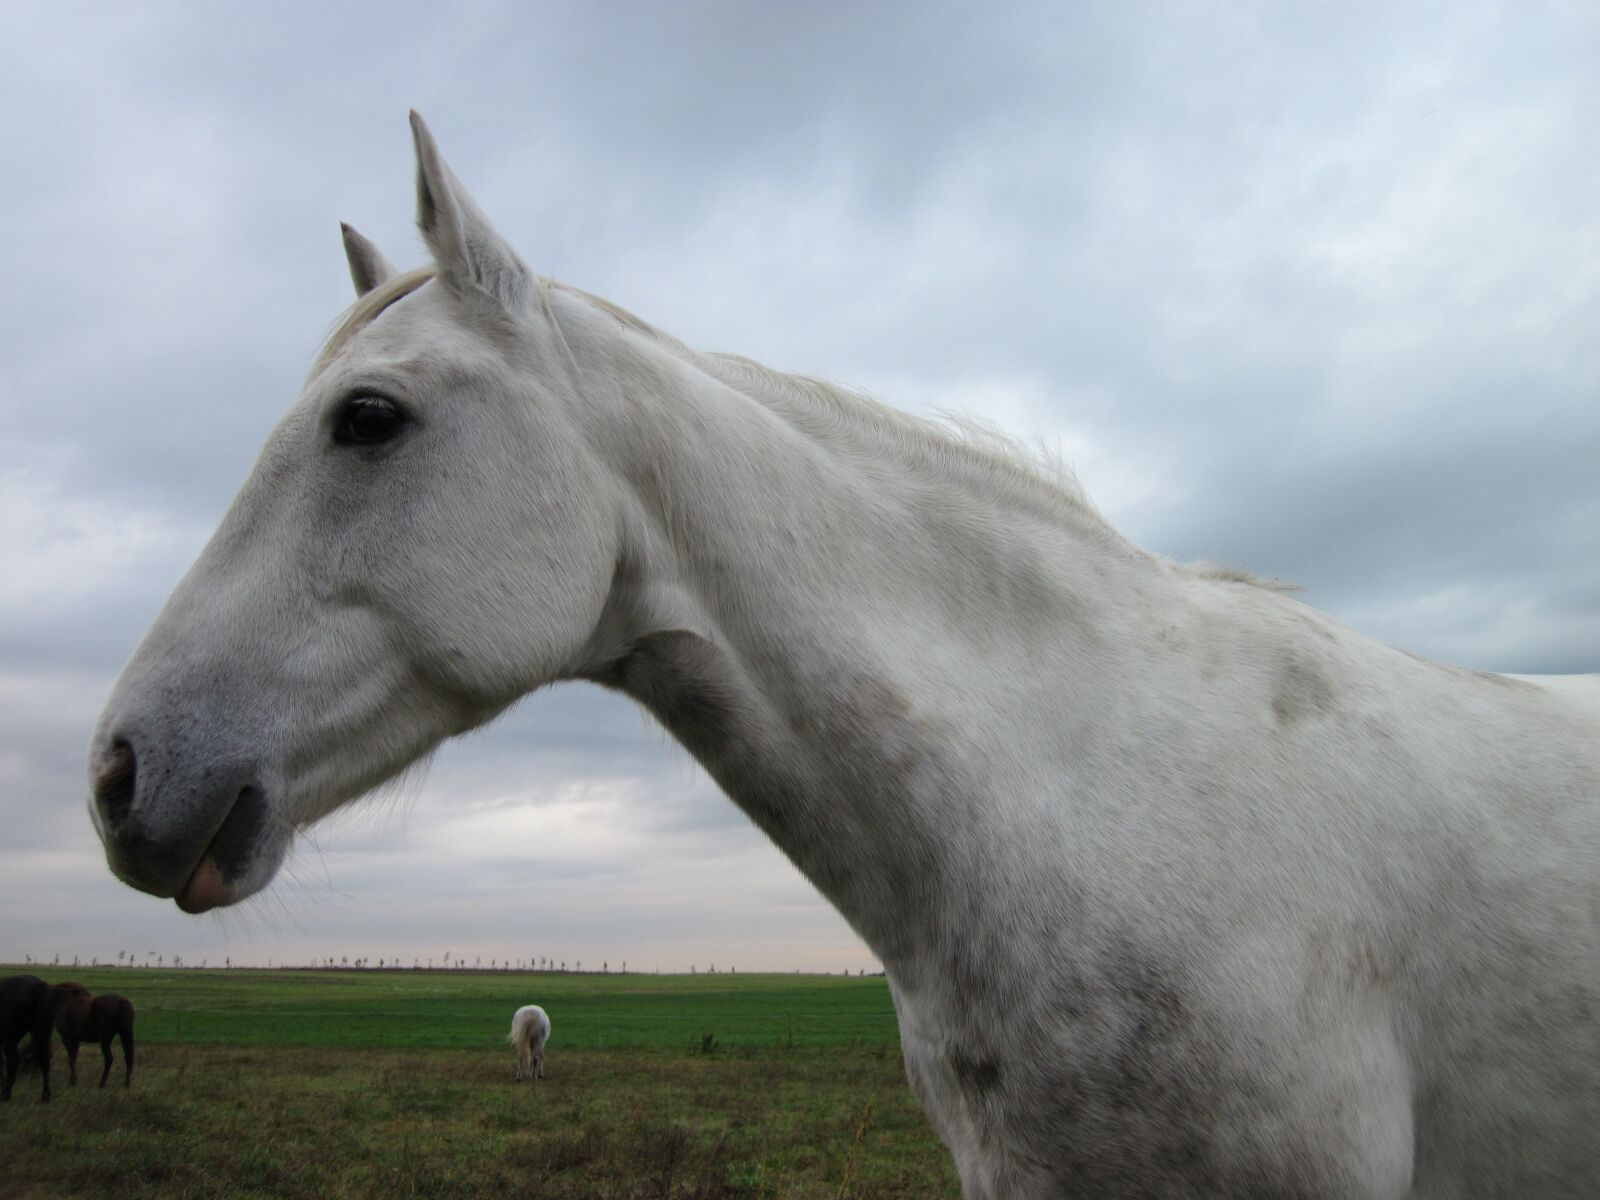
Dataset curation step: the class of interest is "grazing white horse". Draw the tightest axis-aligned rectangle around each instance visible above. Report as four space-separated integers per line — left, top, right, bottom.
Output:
508 1005 550 1082
88 114 1597 1199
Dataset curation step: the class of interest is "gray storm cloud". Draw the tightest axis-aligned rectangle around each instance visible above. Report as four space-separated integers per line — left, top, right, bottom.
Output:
2 0 1595 967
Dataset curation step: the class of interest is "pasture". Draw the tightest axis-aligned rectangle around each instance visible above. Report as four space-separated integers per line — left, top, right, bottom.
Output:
0 966 958 1199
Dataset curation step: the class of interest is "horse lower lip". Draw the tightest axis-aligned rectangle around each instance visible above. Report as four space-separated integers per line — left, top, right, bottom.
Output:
176 858 228 913
172 784 267 912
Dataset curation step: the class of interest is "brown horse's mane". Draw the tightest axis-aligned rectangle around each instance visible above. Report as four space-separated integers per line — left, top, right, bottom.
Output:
48 981 89 1010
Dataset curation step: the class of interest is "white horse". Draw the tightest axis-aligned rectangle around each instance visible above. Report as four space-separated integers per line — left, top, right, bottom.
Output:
88 114 1597 1199
508 1004 550 1082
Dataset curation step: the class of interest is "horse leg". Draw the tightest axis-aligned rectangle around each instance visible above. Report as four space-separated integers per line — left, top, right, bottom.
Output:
33 1022 51 1102
534 1046 543 1080
1 1038 16 1101
99 1036 114 1088
120 1026 134 1087
65 1034 80 1086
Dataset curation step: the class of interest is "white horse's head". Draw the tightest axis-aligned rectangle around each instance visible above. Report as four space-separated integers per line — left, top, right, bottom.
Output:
88 115 625 912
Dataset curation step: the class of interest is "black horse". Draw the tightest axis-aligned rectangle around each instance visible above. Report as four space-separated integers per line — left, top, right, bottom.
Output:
50 982 135 1088
1 975 56 1102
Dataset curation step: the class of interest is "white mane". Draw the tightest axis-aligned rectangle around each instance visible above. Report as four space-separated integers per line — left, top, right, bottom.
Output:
552 280 1292 592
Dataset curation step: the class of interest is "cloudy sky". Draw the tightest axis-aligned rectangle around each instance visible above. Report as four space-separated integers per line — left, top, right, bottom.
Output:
2 1 1596 972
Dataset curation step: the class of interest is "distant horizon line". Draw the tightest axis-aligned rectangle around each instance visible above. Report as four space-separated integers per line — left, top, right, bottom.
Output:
0 958 886 977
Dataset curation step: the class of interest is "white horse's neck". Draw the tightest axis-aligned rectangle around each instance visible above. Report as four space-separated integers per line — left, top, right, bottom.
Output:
566 310 1182 982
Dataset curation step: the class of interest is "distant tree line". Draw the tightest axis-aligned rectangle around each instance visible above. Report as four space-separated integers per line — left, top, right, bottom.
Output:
10 950 885 976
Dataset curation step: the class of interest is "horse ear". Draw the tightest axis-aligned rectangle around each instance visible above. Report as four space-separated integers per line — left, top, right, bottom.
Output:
409 110 533 311
339 223 397 297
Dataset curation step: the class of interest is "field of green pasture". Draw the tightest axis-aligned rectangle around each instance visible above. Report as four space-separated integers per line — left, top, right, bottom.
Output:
0 966 959 1199
11 965 901 1051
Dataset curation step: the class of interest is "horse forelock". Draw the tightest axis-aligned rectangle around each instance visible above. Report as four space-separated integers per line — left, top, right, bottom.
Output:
310 267 436 378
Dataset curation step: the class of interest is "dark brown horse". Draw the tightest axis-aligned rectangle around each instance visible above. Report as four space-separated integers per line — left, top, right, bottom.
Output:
50 982 135 1089
1 974 56 1101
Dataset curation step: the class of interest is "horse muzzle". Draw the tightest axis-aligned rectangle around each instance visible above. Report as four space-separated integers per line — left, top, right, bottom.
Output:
89 735 277 913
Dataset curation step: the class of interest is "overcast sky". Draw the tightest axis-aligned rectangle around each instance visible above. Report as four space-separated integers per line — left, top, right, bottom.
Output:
2 1 1596 972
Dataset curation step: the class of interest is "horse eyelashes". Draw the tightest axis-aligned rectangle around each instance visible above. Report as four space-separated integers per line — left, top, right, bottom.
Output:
333 395 408 447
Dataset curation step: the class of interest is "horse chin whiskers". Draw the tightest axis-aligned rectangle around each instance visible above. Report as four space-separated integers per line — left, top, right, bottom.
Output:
356 747 438 825
281 735 441 837
210 847 326 940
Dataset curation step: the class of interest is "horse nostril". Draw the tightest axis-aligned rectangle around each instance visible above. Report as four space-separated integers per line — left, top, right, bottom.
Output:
94 740 138 828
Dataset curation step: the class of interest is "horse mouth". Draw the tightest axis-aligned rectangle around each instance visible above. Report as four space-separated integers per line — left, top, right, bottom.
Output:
177 858 230 913
174 785 272 914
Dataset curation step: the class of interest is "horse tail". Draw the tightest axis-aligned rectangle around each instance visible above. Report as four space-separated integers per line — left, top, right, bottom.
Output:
508 1007 543 1048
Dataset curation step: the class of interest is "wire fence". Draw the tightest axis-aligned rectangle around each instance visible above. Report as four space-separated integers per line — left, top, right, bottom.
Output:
143 1007 901 1051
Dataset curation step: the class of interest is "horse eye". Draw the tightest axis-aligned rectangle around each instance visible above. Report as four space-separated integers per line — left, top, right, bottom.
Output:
333 395 407 446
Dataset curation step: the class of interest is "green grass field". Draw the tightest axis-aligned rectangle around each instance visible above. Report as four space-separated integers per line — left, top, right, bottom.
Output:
0 966 960 1199
4 966 902 1051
